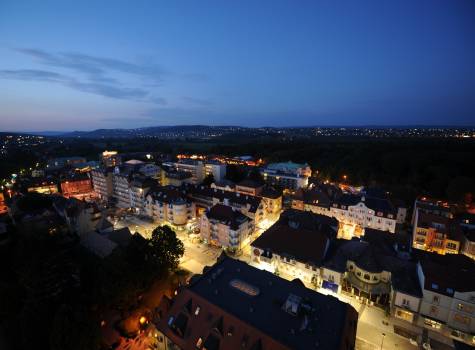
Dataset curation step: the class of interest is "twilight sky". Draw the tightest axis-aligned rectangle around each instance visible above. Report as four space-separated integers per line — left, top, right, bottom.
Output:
0 0 474 131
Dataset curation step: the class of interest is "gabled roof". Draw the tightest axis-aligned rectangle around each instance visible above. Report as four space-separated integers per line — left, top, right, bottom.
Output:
206 204 251 230
149 185 190 205
106 227 132 247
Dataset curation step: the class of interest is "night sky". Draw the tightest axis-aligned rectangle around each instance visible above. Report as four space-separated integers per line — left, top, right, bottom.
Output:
1 0 474 131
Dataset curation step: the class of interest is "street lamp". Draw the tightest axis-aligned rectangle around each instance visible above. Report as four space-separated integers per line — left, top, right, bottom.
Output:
380 333 386 350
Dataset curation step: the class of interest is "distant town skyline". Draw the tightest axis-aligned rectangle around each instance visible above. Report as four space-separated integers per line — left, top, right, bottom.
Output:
1 0 474 131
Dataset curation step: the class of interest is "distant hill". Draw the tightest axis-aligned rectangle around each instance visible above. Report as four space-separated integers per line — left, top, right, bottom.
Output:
62 125 249 138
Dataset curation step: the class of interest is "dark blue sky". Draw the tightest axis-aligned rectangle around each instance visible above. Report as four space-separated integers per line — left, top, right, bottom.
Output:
1 0 474 131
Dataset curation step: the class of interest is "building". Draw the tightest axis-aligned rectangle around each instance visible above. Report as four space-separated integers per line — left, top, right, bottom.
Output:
164 159 205 184
162 169 194 187
187 185 265 226
154 256 358 350
266 161 312 177
461 229 475 260
260 187 283 216
101 150 122 167
53 197 103 236
139 162 161 179
411 197 455 225
417 253 475 345
261 161 311 191
205 160 227 182
293 186 398 236
235 179 264 196
200 204 253 252
251 209 337 285
321 230 417 307
26 178 58 194
145 186 195 228
390 266 423 324
60 174 94 199
412 211 463 255
47 156 87 169
91 168 113 201
164 159 227 184
31 169 45 178
211 180 236 192
0 192 7 214
129 176 157 215
80 226 132 258
111 167 135 209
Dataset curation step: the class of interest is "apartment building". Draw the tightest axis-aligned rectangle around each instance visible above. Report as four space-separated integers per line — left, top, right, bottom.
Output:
251 209 337 285
204 160 227 181
200 204 253 252
154 256 358 350
412 210 463 255
417 254 475 345
163 159 227 184
112 171 132 209
411 196 455 225
261 161 311 191
129 176 157 215
187 185 265 226
91 168 113 200
145 186 195 228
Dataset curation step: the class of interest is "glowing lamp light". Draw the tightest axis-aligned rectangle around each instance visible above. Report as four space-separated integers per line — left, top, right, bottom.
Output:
139 316 147 325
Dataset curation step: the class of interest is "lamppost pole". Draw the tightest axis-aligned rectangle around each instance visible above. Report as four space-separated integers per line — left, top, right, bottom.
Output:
380 333 386 350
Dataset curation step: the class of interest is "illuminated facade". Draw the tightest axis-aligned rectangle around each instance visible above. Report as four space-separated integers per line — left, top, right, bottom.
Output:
91 168 113 200
200 204 253 252
412 210 462 255
101 150 121 167
417 254 475 346
60 176 94 199
145 186 195 228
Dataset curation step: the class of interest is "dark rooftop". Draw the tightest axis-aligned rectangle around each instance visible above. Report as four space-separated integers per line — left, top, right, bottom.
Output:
419 253 475 296
206 204 251 230
166 256 357 350
252 210 335 266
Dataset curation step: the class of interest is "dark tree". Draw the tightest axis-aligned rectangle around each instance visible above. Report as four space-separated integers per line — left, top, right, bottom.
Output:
446 176 475 204
148 225 184 270
202 173 215 186
225 164 246 183
248 167 264 184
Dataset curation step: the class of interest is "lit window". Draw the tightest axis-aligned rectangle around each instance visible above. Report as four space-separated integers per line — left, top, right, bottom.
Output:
431 283 439 290
195 306 201 315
